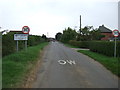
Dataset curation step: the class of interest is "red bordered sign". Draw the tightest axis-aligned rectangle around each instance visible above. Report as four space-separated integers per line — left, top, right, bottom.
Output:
22 26 30 34
112 29 119 37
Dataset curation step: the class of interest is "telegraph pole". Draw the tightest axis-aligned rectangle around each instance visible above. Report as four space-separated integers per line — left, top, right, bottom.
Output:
47 32 49 38
80 15 81 34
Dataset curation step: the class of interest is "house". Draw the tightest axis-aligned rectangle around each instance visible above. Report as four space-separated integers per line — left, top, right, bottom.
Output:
98 25 113 40
9 30 23 34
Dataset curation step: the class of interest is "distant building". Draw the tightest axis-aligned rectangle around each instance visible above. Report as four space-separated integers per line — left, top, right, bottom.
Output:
9 30 23 34
98 25 113 40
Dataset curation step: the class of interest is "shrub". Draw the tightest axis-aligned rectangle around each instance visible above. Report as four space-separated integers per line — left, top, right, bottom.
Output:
89 41 120 57
68 40 120 57
2 32 46 57
69 40 90 48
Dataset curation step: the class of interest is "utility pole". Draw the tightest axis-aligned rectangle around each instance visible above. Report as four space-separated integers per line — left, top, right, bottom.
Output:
80 15 81 35
47 32 49 38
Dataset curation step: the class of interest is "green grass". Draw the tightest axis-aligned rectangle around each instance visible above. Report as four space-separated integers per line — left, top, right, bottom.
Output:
2 42 48 88
64 43 79 48
78 50 120 77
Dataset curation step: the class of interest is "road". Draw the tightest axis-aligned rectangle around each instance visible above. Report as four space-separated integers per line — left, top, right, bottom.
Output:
32 41 118 88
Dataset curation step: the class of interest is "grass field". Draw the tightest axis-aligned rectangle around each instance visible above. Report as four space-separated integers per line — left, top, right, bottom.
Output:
2 42 48 88
78 50 120 77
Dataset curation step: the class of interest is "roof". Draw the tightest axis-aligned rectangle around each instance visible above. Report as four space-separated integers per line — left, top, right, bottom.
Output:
99 25 112 33
10 30 22 32
9 30 23 34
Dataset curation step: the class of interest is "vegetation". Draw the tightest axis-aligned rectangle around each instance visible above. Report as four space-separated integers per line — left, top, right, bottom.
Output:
2 42 48 88
89 41 120 57
55 32 62 41
68 40 89 48
78 50 120 77
64 43 79 48
2 31 47 57
55 26 105 42
60 27 77 43
55 26 120 57
55 26 119 77
68 40 120 57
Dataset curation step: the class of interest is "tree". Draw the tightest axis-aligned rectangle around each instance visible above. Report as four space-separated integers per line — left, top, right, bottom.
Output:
55 32 62 41
90 28 105 40
60 27 77 43
42 34 47 41
76 26 105 41
77 26 93 41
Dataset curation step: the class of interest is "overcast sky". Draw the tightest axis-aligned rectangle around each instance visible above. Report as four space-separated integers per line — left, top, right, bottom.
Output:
0 0 119 38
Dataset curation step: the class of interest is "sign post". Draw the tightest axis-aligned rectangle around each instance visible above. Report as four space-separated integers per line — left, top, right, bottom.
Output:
114 37 116 58
16 40 18 52
14 26 30 52
14 34 28 40
112 29 119 58
22 26 30 50
25 40 27 50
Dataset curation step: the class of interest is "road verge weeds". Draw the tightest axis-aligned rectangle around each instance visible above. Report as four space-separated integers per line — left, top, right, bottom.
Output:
2 42 48 88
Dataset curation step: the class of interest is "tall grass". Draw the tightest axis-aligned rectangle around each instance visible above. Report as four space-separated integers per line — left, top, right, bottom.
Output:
2 42 48 88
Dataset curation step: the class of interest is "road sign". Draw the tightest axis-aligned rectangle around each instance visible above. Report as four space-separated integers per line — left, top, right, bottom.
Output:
14 34 28 40
22 26 30 34
112 29 119 58
112 29 119 37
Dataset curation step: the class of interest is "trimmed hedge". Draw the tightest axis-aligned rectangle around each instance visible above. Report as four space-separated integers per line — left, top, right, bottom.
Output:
69 40 89 48
68 40 120 57
89 41 120 57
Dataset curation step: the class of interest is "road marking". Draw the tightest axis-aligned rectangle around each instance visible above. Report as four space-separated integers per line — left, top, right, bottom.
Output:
58 60 76 65
58 60 66 65
66 60 76 65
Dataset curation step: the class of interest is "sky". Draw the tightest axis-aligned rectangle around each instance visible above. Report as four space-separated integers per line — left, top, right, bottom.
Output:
0 0 119 38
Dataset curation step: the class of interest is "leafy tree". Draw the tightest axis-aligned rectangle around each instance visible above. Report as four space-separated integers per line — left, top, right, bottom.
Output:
90 28 105 40
60 27 77 43
55 32 62 41
77 26 93 41
42 34 47 41
77 26 105 41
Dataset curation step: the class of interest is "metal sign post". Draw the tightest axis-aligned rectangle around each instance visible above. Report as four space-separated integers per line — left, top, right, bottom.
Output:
16 40 18 52
25 40 27 50
114 37 116 57
22 26 30 51
14 26 30 52
14 34 29 52
112 29 119 58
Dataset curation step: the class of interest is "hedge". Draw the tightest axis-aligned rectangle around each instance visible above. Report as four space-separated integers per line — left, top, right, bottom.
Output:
89 41 120 57
69 40 89 48
68 40 120 57
2 32 47 57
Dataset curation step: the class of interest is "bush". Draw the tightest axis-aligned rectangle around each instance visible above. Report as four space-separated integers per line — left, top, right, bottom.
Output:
89 41 120 57
2 32 46 57
2 32 16 56
69 40 90 48
68 40 120 57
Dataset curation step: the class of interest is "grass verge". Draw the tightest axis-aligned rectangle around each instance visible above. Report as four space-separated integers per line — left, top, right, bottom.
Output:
2 42 48 88
78 50 120 77
63 43 79 48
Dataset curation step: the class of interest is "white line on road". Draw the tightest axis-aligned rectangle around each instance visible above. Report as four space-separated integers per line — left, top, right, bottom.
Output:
58 60 76 65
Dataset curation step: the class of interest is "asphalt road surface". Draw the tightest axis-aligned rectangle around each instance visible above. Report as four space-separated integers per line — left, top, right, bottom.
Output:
32 41 119 88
